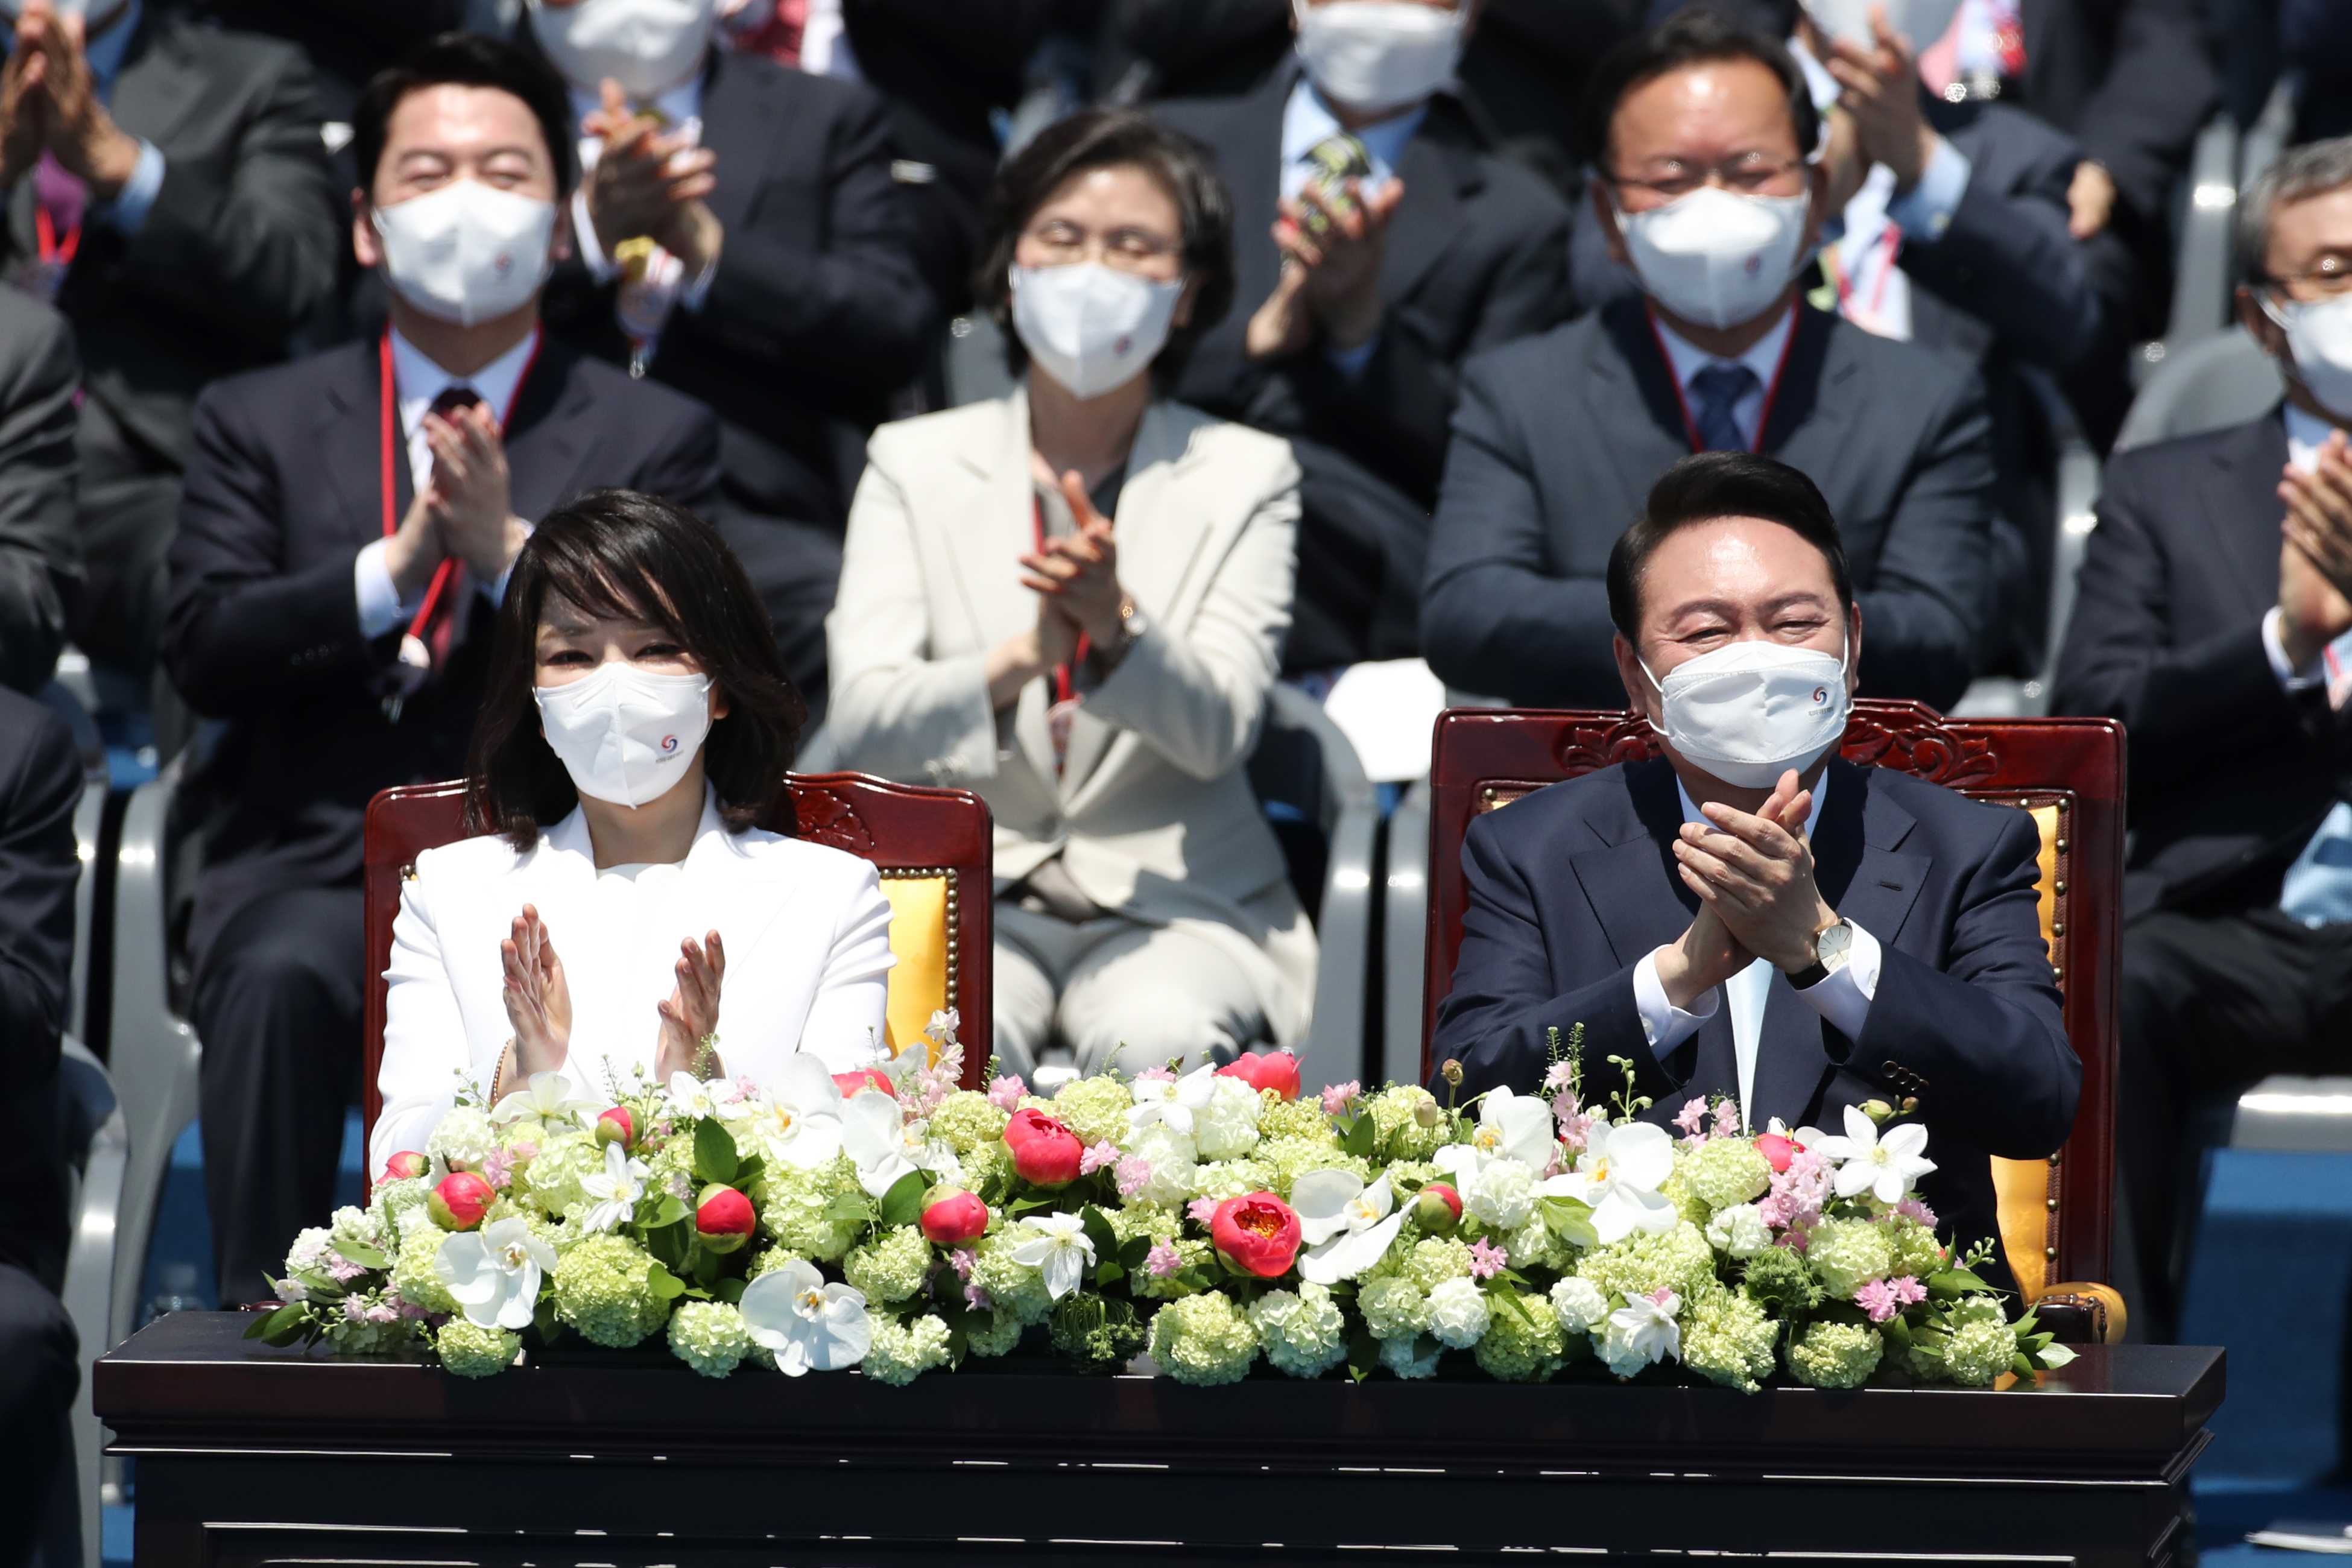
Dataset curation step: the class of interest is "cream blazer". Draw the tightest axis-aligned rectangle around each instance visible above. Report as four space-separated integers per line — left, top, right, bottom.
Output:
826 389 1317 1043
370 788 894 1175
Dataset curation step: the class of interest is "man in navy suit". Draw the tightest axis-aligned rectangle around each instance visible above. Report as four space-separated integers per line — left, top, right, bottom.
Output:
1436 452 2075 1262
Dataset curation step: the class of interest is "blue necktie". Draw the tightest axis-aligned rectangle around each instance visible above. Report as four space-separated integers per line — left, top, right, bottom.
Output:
1689 362 1759 453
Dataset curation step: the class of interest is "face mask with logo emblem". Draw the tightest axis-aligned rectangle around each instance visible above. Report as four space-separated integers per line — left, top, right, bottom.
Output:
372 179 558 328
1616 184 1813 331
1009 262 1186 400
534 663 714 809
1640 636 1851 789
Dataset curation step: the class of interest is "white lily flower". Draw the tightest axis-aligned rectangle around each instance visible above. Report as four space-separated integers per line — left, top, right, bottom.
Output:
435 1216 557 1329
666 1070 753 1122
1432 1083 1557 1184
579 1141 650 1233
841 1089 920 1198
1545 1120 1678 1244
1810 1104 1937 1203
490 1069 597 1129
739 1259 872 1375
1126 1063 1219 1139
1292 1171 1407 1285
747 1055 847 1171
1601 1288 1683 1372
1009 1211 1096 1300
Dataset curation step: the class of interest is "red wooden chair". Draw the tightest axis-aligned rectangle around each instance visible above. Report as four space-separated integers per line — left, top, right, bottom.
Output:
1420 699 2128 1338
359 774 994 1154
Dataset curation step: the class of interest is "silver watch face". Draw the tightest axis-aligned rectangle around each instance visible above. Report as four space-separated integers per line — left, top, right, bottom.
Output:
1816 919 1853 969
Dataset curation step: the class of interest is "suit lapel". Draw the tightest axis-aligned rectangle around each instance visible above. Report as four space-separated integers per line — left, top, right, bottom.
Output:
504 338 599 522
1380 116 1476 306
108 13 206 150
1758 305 1844 455
697 50 785 239
2200 411 2290 615
317 342 409 548
935 391 1058 787
1592 302 1702 477
1219 69 1294 371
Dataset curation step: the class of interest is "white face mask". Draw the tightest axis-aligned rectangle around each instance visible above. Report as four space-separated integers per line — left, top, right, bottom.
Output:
1617 185 1812 331
372 180 557 328
1798 0 1962 51
530 0 716 100
2266 294 2352 423
1292 0 1465 118
1641 636 1851 790
1009 262 1185 400
534 663 714 808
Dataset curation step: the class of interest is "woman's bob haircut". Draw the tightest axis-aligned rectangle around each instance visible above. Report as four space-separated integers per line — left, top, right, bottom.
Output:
464 488 806 849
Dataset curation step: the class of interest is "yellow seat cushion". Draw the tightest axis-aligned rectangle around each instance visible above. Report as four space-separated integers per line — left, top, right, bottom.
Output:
879 873 953 1064
1990 802 2064 1303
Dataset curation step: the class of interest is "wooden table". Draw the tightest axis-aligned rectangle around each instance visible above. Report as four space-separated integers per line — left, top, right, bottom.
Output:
96 1313 2221 1568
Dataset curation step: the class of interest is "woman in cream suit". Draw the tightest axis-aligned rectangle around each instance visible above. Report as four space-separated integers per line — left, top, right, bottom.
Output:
828 109 1310 1081
370 490 894 1175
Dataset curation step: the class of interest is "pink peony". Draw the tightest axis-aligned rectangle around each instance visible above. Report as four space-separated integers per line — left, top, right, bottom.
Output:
833 1068 896 1099
695 1184 757 1252
594 1106 636 1149
1210 1191 1303 1278
427 1171 494 1231
920 1189 990 1247
379 1151 427 1184
1217 1049 1302 1101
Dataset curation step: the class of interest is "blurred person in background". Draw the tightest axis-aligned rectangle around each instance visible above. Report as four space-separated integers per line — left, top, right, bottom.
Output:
161 33 720 1307
828 109 1313 1079
1421 7 1995 710
0 287 78 695
0 0 340 692
2053 139 2352 1341
1152 0 1572 678
524 0 936 729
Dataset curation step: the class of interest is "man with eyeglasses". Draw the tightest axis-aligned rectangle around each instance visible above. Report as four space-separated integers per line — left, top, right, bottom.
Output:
2053 138 2352 1343
1421 5 1996 713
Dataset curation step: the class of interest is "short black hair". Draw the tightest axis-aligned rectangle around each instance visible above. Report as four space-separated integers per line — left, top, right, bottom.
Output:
353 33 578 203
974 108 1235 387
1606 453 1854 642
1586 6 1821 174
465 490 806 849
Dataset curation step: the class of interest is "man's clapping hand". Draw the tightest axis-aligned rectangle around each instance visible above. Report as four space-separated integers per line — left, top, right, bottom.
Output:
1245 176 1403 361
2278 429 2352 669
424 400 528 583
1672 769 1842 973
1 1 142 197
582 78 723 277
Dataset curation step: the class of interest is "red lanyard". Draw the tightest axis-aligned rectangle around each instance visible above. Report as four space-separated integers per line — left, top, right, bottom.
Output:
1828 224 1903 327
34 207 78 270
1031 495 1092 707
379 326 542 644
1644 302 1801 455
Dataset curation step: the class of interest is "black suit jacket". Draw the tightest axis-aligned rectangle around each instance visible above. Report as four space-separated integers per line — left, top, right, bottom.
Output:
1435 756 2077 1261
2014 0 2214 236
1422 299 1996 710
0 686 80 1289
0 290 80 696
160 334 722 973
4 8 340 478
2052 410 2350 918
542 49 934 531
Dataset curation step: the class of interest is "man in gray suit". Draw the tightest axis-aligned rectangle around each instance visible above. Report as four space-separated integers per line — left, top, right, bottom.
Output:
1421 8 1994 711
0 287 77 695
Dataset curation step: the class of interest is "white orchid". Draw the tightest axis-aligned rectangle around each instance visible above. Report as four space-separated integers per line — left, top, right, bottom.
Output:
1811 1104 1937 1204
490 1069 598 1130
666 1070 753 1122
1126 1064 1220 1139
434 1216 557 1329
1433 1084 1557 1184
1544 1120 1678 1245
749 1055 847 1171
579 1142 651 1233
1599 1288 1683 1374
1292 1171 1407 1285
841 1089 927 1198
739 1260 872 1375
1009 1212 1096 1300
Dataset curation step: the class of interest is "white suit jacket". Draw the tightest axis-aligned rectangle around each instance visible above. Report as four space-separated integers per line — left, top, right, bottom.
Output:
370 788 894 1174
825 388 1317 1038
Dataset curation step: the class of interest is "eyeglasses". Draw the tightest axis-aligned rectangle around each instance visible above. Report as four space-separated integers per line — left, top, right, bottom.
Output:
1607 153 1810 203
1019 219 1181 274
2262 257 2352 303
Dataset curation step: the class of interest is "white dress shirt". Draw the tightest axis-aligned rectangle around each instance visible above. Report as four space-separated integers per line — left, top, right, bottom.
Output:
350 326 539 639
1652 305 1798 452
1278 75 1429 379
1630 770 1885 1125
567 75 720 346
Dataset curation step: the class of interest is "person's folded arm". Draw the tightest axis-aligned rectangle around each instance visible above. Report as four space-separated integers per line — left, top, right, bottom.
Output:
788 862 895 1075
1081 464 1297 782
2064 0 2215 226
1850 364 1994 710
0 702 78 1098
824 442 1001 785
1420 354 1625 705
0 302 80 695
1842 805 2077 1158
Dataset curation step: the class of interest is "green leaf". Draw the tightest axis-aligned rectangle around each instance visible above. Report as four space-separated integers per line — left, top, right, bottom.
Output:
256 1303 309 1347
1926 1268 1991 1298
879 1169 929 1229
826 1193 876 1225
1118 1236 1152 1271
732 1153 765 1184
1346 1323 1380 1383
1096 1262 1126 1286
1343 1111 1378 1161
646 1260 688 1300
1541 1196 1599 1251
644 1218 689 1270
646 1194 689 1231
716 1277 746 1305
693 1119 739 1186
332 1240 387 1271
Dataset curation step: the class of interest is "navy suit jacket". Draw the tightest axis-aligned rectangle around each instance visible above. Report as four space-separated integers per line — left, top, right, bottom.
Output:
1435 756 2077 1259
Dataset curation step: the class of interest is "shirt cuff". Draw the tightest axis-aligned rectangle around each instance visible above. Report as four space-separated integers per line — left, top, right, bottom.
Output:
571 186 621 283
353 537 418 640
2263 605 2327 689
476 522 534 607
1887 136 1970 243
1324 331 1380 379
93 139 165 236
1795 920 1882 1043
1633 947 1719 1053
678 250 720 314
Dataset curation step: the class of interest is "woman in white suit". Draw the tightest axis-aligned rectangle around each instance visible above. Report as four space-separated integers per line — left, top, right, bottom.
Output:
827 109 1311 1081
370 490 894 1175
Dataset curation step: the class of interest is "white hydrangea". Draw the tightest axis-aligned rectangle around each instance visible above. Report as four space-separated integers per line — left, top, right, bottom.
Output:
1549 1275 1609 1335
1464 1158 1538 1230
1425 1276 1492 1349
1247 1283 1348 1378
1192 1076 1264 1160
1704 1201 1772 1259
1119 1122 1198 1209
1358 1274 1430 1340
1380 1333 1444 1379
428 1107 499 1169
329 1206 385 1253
285 1226 333 1275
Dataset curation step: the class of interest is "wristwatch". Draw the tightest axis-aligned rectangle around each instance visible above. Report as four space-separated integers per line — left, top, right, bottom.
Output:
1787 918 1853 991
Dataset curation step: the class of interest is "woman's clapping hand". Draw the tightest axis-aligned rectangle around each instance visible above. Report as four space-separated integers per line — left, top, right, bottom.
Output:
501 904 573 1075
655 929 727 1082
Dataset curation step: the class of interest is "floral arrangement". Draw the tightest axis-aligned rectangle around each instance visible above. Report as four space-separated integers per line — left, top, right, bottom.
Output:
250 1019 2076 1391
